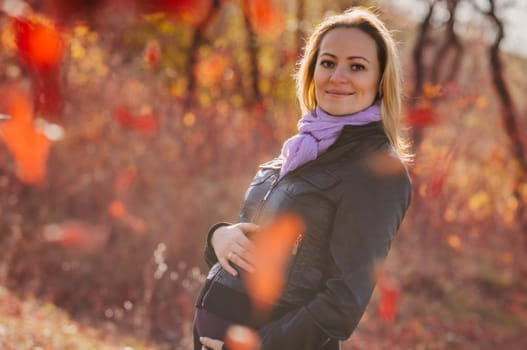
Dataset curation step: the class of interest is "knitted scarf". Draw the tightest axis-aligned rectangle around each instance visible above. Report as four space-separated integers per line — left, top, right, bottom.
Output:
279 103 381 179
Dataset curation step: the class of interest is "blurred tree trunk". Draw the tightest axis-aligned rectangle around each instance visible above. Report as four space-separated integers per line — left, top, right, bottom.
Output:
241 0 262 104
409 0 436 151
241 0 277 147
411 0 465 147
186 0 222 107
484 0 527 245
408 0 468 253
430 0 463 84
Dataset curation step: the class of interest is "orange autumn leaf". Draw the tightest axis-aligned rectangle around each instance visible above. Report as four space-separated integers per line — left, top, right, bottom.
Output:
108 200 127 218
423 82 443 99
447 234 462 250
244 0 285 39
225 325 261 350
0 87 51 185
12 17 65 72
196 54 229 87
366 150 406 177
112 106 159 134
245 213 305 312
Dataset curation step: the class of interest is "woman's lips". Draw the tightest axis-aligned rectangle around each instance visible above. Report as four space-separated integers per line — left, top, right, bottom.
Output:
326 90 354 97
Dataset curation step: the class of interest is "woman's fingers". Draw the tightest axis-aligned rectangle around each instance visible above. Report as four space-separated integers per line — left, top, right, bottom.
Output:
234 244 256 266
219 247 255 276
212 222 260 276
229 250 255 274
218 256 238 276
236 232 257 253
235 223 257 262
200 337 224 350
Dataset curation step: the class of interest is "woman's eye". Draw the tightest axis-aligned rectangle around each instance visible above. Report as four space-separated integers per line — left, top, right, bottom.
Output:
351 64 365 71
320 60 335 68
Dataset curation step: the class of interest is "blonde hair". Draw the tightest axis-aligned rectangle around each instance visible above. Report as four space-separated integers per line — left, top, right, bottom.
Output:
295 7 411 160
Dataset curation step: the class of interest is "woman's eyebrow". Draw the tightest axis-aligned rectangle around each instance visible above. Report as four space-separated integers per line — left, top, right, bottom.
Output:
319 52 370 63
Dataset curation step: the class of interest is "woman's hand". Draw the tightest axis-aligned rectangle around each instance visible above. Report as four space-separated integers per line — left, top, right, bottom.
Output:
200 336 224 350
211 223 259 276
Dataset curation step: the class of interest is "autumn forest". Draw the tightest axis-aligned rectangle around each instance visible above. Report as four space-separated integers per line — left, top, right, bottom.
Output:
0 0 526 349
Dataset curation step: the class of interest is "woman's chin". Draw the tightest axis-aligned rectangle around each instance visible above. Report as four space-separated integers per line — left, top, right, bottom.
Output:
321 107 361 116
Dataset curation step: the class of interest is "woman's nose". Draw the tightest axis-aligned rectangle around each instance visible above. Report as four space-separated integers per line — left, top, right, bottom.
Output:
329 65 349 83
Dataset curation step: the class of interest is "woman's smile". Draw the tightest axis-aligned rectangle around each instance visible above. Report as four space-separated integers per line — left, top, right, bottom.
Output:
326 90 354 97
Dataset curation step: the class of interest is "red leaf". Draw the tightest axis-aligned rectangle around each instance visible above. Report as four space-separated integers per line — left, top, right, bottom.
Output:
0 86 51 185
157 0 213 27
13 18 65 72
112 106 159 134
405 107 438 128
244 0 285 39
144 40 161 68
377 276 400 323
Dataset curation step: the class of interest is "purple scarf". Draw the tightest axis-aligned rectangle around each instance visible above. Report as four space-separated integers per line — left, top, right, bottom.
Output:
279 103 381 179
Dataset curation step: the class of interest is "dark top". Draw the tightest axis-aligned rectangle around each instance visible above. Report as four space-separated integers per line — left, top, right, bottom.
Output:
197 122 412 350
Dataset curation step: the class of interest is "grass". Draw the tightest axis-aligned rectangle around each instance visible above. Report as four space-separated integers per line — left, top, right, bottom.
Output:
0 286 163 350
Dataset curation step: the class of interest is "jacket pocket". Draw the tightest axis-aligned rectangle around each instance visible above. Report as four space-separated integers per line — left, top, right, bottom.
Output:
283 170 339 203
298 169 339 190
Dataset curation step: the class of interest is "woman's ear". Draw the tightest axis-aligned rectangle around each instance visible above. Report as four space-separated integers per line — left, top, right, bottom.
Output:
377 77 384 100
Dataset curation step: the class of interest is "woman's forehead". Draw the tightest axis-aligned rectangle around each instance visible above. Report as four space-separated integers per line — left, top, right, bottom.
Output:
318 27 378 59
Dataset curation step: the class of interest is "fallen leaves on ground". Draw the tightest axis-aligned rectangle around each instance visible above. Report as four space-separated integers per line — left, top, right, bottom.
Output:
0 286 164 350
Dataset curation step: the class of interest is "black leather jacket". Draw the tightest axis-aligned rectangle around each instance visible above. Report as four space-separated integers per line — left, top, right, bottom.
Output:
197 122 412 350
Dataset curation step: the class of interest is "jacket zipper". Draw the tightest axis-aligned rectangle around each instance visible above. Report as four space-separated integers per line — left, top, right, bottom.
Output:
252 174 279 223
256 173 305 257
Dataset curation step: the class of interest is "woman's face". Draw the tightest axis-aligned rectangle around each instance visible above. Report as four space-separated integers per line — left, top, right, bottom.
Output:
314 27 381 116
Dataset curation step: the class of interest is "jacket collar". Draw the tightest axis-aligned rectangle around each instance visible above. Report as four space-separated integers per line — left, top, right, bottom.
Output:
259 121 387 172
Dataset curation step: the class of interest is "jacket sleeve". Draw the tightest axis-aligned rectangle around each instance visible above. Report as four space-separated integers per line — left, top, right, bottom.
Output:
204 222 232 268
259 159 412 349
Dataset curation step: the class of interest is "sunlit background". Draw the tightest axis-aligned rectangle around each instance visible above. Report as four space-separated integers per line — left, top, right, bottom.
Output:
0 0 526 349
